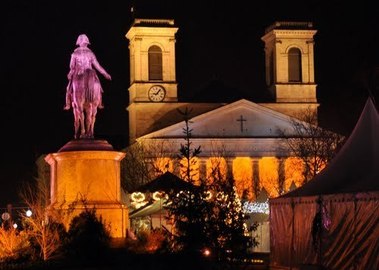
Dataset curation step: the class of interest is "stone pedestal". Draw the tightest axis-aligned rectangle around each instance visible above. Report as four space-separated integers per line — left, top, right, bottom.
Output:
45 139 128 238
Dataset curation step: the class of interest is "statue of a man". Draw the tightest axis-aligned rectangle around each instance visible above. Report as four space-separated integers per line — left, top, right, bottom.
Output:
64 34 111 139
64 34 111 110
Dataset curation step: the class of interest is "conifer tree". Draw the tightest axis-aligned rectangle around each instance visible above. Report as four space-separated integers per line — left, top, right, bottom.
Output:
165 108 256 261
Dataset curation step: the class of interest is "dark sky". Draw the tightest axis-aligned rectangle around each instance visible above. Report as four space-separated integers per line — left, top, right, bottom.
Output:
1 0 378 206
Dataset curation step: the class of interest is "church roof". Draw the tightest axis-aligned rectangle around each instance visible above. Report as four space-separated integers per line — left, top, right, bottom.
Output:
131 18 175 27
139 99 305 139
264 21 314 33
281 97 379 197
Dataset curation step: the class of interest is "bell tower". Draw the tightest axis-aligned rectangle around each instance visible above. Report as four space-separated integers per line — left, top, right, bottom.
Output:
126 19 179 143
261 22 319 117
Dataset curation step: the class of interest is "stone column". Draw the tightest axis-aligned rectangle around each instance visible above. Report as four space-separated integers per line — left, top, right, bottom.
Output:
252 158 260 199
226 158 234 179
199 158 207 181
278 157 286 195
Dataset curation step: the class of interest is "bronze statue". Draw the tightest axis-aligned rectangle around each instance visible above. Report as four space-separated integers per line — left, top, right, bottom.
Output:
64 34 111 139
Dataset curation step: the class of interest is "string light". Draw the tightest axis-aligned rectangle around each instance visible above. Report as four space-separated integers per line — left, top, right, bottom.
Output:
131 192 146 203
242 200 269 214
131 201 148 209
153 191 167 201
203 191 213 201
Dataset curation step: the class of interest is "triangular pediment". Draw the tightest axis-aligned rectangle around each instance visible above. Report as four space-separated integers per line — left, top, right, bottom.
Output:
139 99 303 139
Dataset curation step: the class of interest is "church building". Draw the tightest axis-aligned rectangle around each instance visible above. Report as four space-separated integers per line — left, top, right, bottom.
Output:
126 19 319 200
39 18 323 249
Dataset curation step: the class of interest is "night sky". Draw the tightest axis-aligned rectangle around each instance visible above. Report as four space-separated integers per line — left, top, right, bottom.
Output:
1 0 378 206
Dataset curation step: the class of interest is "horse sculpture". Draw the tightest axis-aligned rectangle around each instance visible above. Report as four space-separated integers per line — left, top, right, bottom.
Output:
64 34 111 139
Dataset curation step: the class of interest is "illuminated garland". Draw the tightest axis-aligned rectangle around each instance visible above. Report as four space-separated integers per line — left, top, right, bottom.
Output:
203 191 213 201
131 192 146 202
131 201 148 209
242 200 269 214
153 191 168 201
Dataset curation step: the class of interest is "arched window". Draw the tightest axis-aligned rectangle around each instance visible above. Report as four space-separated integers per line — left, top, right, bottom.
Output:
288 47 302 82
148 45 163 80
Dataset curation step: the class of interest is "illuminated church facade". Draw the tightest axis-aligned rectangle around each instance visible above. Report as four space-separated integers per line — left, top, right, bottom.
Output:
126 19 319 200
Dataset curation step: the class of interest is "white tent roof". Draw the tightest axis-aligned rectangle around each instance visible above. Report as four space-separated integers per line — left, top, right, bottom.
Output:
282 97 379 197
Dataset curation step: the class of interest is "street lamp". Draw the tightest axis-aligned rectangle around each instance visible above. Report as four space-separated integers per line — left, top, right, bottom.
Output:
26 209 33 217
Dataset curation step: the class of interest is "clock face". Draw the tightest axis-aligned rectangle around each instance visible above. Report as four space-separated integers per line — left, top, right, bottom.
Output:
148 85 166 102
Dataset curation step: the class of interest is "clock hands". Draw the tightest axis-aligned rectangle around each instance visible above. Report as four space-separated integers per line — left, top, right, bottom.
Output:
149 86 165 101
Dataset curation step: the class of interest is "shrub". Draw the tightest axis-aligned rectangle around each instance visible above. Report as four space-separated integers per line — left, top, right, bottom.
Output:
65 208 110 263
0 224 31 263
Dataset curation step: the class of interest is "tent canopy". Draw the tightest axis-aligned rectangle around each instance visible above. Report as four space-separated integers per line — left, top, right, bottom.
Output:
282 97 379 197
137 171 195 193
269 97 379 269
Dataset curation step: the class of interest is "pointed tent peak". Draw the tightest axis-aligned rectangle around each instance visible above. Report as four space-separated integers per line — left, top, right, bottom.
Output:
341 96 379 154
363 96 379 117
280 96 379 198
256 187 269 202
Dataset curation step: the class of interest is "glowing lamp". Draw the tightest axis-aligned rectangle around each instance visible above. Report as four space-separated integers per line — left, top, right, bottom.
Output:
26 209 32 217
1 212 10 221
203 248 211 257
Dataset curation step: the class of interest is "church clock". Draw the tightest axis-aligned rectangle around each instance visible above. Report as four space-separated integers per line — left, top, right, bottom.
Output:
148 85 166 102
126 19 179 143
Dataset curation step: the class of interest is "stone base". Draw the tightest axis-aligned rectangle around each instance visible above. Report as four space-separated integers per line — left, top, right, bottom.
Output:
45 140 128 239
58 202 129 238
58 139 114 152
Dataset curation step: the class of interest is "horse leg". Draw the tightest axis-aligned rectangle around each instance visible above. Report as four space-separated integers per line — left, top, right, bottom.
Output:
87 83 101 138
72 80 87 139
84 105 90 138
89 105 98 138
73 106 80 139
85 105 97 138
74 119 79 139
79 108 86 138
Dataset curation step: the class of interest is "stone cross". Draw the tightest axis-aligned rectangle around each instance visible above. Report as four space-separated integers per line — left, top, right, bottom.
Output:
237 115 247 132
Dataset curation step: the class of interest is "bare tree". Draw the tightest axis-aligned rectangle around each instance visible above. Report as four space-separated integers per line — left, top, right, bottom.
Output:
0 225 30 261
121 142 151 192
20 178 66 261
121 139 175 192
279 108 345 183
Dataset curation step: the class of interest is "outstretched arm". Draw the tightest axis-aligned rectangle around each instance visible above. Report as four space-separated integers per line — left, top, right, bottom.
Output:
92 55 112 80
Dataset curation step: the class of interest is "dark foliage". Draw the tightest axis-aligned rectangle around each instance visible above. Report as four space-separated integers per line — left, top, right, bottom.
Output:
165 107 255 262
165 177 254 262
64 208 111 263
